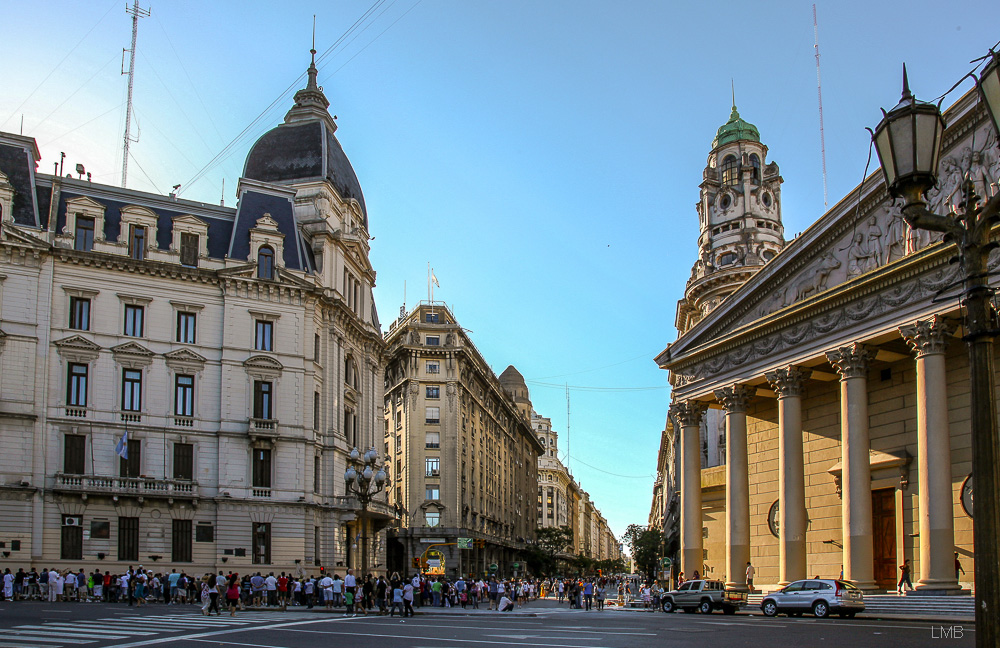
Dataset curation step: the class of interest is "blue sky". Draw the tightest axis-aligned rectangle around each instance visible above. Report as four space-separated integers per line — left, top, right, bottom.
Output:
2 1 996 540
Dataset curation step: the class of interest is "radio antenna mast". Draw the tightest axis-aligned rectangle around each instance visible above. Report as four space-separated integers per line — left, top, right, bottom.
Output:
813 4 828 208
121 0 150 188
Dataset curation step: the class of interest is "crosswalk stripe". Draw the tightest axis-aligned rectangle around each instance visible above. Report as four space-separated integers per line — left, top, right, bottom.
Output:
0 642 62 648
0 632 97 643
13 625 148 636
0 630 118 641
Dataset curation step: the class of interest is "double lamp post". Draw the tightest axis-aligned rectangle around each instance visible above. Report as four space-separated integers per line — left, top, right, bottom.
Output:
344 446 388 579
872 51 1000 648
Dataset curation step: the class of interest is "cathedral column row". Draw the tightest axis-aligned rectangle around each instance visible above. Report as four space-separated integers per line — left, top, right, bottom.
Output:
675 317 959 591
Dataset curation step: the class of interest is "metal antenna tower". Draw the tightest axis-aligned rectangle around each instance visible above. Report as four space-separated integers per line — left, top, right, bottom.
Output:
121 0 150 188
813 4 828 208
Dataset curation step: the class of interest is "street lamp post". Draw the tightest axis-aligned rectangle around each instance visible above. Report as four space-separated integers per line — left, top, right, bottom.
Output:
873 55 1000 648
344 446 388 579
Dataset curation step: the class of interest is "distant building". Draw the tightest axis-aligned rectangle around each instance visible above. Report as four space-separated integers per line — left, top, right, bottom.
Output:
382 303 542 578
0 54 389 573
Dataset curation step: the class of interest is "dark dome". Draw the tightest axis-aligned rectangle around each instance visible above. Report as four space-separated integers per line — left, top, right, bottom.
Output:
242 56 368 228
243 120 367 228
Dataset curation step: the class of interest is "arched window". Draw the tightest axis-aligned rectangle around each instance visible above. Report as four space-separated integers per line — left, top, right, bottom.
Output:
721 155 739 186
749 154 761 185
257 246 274 280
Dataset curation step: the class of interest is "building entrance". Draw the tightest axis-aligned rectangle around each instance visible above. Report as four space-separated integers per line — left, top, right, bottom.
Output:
871 488 897 589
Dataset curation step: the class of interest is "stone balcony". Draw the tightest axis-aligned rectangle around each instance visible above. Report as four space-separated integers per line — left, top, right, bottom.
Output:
54 473 198 500
248 418 279 441
333 495 397 521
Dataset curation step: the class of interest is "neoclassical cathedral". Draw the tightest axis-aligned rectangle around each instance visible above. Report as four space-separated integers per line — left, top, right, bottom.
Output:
0 54 391 573
657 78 999 593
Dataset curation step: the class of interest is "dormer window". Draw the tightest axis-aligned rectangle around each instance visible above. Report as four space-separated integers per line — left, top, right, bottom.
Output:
129 225 147 260
722 155 739 186
749 153 761 185
180 232 199 267
257 246 275 280
75 216 95 251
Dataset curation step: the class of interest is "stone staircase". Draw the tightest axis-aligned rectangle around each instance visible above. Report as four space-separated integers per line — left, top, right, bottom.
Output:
746 593 975 618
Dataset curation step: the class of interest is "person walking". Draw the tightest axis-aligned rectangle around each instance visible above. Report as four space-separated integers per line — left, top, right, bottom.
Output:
226 575 241 616
746 562 755 592
390 583 404 617
955 553 965 583
583 579 593 611
898 559 914 593
402 579 415 617
595 581 606 611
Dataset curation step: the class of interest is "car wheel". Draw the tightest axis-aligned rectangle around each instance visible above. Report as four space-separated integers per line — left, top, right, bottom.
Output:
813 601 829 618
722 606 736 615
762 600 778 617
661 599 675 613
698 600 713 614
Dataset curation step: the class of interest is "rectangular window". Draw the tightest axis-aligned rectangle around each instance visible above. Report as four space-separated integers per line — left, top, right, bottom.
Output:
314 456 320 494
425 312 439 324
68 297 90 330
171 519 192 562
176 312 196 344
313 391 320 431
124 304 144 337
426 361 440 374
425 432 440 449
252 522 271 564
122 369 142 411
118 516 139 561
252 448 272 488
425 485 440 500
67 363 88 407
195 524 214 542
255 320 273 351
63 434 86 474
425 457 440 477
173 443 193 480
426 386 440 399
175 374 194 416
425 406 440 424
129 225 146 260
253 381 273 420
314 333 320 362
179 232 199 267
425 511 440 527
74 216 95 251
425 336 440 346
119 440 141 478
61 516 83 560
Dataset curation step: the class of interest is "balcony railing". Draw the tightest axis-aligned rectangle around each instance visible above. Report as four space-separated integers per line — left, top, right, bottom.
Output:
249 418 278 439
174 416 194 428
333 495 397 520
54 473 197 498
251 487 272 498
121 412 142 423
65 407 87 418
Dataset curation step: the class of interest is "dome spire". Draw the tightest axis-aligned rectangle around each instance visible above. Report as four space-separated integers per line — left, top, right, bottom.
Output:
282 19 336 132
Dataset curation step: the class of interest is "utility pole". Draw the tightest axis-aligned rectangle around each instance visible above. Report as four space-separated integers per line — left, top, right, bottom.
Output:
121 0 150 188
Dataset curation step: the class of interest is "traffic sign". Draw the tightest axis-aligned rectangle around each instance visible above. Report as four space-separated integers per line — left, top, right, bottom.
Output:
660 557 672 568
512 562 520 569
489 563 498 572
458 537 473 549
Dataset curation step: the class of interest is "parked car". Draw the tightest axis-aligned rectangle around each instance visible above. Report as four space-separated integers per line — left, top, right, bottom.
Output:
759 579 865 618
660 579 747 614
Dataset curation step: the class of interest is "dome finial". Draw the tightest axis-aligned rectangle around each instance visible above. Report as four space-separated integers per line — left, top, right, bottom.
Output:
732 78 736 111
307 15 319 91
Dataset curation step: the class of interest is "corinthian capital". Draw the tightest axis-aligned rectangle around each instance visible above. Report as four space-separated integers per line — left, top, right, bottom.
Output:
899 316 956 358
714 384 753 413
826 343 873 380
765 366 812 399
669 400 707 427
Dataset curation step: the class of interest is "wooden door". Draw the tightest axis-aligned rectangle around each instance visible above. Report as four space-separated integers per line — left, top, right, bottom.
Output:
871 488 897 589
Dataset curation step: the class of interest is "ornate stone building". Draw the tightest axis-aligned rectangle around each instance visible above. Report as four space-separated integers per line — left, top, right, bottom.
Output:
658 83 999 592
648 416 679 559
382 304 542 578
0 54 390 575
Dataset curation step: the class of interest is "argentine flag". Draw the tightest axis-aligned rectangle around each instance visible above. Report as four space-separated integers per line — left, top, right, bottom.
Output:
115 431 128 460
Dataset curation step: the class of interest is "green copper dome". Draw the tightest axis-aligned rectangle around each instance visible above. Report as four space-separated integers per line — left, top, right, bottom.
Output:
713 105 760 148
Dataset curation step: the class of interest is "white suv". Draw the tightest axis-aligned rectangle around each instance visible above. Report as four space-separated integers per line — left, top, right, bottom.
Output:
760 579 864 618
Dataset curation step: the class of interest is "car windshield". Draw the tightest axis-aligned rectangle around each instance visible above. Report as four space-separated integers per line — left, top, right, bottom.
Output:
836 580 861 590
677 583 692 591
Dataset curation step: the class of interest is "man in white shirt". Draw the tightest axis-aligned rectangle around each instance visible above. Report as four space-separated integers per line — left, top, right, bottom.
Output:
332 574 344 608
47 569 59 602
265 572 277 607
64 571 77 601
319 574 334 609
402 581 415 617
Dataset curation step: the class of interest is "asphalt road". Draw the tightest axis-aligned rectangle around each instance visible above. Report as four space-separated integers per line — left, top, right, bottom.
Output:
0 600 975 648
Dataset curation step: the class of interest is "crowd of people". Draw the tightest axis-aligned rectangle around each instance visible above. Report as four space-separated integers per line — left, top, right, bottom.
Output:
1 566 668 614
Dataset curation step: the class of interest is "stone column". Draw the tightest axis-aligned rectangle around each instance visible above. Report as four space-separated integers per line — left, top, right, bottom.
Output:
826 343 876 590
766 366 812 586
670 401 706 580
900 316 961 592
715 384 753 592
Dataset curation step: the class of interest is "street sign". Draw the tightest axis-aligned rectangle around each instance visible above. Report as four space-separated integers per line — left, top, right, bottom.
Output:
660 557 672 568
458 537 473 549
512 562 520 569
489 563 498 572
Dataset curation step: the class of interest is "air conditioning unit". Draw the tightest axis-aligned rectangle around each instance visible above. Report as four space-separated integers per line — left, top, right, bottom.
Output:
63 516 82 527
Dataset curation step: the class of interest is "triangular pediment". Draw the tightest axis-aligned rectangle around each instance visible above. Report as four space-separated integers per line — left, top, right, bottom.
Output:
65 196 106 211
164 348 207 363
172 214 208 227
54 335 102 352
218 262 257 278
111 341 154 356
0 224 50 249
